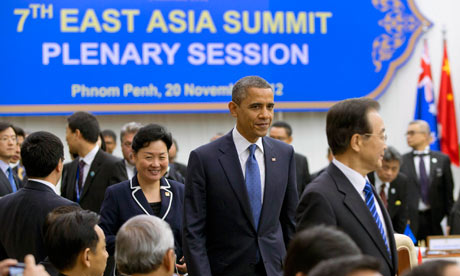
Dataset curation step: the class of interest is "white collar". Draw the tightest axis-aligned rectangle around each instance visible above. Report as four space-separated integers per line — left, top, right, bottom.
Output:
332 158 368 193
0 160 10 175
232 127 264 155
80 145 99 166
28 178 58 194
414 146 430 155
9 161 20 169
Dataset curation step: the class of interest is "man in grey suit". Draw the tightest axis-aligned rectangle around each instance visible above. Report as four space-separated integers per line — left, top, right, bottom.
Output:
61 111 124 213
183 76 298 276
0 122 20 197
296 98 397 276
400 120 454 242
114 122 142 181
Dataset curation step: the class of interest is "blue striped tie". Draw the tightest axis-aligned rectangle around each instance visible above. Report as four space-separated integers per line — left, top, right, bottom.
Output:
245 144 262 230
364 180 390 255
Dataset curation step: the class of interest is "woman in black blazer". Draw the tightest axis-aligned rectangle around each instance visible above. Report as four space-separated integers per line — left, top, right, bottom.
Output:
99 124 185 271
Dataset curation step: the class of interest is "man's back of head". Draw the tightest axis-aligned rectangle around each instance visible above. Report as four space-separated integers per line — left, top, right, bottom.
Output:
21 131 64 184
44 209 108 276
115 215 175 276
403 260 460 276
308 255 382 276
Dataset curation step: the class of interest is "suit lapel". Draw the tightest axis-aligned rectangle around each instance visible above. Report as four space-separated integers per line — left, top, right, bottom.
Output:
330 165 393 266
218 133 256 230
159 178 173 219
407 153 419 188
80 150 103 200
130 176 154 215
259 138 278 231
0 172 12 193
429 152 437 185
388 182 397 217
66 160 78 200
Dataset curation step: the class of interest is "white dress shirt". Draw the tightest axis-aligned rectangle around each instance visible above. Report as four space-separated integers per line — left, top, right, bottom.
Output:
413 146 430 210
28 178 58 194
232 127 265 202
333 158 390 243
374 172 389 200
125 159 135 180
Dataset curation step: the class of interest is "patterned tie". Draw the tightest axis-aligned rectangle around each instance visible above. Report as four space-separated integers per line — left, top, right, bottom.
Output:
418 155 430 205
245 144 262 230
77 160 85 194
379 183 388 209
7 167 17 193
364 181 390 255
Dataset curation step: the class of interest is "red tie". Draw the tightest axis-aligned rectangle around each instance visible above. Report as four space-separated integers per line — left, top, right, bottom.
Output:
379 183 388 209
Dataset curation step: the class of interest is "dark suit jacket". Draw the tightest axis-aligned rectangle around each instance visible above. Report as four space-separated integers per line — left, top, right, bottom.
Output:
400 151 454 236
0 168 21 197
294 153 310 197
368 172 409 234
296 163 397 276
114 158 129 181
183 132 298 276
0 180 78 262
99 176 184 257
61 149 125 213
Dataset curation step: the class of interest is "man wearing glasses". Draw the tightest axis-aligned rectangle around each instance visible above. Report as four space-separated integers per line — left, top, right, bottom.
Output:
296 98 397 276
400 120 454 242
0 122 20 197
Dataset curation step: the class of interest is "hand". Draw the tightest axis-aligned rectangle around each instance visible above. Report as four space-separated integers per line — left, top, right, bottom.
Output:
23 255 50 276
0 259 17 276
176 257 187 275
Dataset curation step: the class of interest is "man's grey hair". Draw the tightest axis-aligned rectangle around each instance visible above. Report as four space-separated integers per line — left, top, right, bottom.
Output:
232 76 272 105
120 122 143 142
383 145 402 164
409 120 430 134
115 215 174 275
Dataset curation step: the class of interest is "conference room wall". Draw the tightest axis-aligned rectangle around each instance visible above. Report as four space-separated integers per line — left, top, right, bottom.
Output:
2 0 460 197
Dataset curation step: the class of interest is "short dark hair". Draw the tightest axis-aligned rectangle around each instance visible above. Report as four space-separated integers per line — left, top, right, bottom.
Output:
271 121 293 137
308 255 382 276
132 124 172 153
284 226 361 276
67 111 100 143
0 122 15 133
383 145 402 163
12 126 25 138
21 131 64 178
403 260 457 276
232 76 272 105
102 129 116 141
44 209 100 272
43 205 82 239
326 98 380 155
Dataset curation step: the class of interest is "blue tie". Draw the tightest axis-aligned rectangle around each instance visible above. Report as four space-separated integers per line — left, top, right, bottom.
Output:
7 167 17 193
364 181 390 255
245 144 262 230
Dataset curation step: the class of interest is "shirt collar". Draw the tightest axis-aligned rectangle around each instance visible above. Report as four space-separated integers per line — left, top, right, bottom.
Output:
27 178 58 194
332 158 368 193
0 160 10 175
414 146 430 155
80 145 99 166
232 127 264 155
9 161 20 169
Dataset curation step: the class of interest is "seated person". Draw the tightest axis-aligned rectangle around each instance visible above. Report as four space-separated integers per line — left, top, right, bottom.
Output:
43 209 108 276
309 255 382 276
115 215 176 276
284 225 361 276
403 260 460 276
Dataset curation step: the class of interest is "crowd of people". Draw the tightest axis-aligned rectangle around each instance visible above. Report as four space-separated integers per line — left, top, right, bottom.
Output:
0 75 459 276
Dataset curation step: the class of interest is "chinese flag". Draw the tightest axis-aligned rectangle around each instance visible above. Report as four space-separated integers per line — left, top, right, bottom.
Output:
438 40 460 166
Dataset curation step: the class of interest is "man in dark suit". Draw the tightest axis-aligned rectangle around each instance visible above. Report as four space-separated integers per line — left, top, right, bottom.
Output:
61 111 125 213
114 122 142 181
296 98 397 276
269 121 310 197
10 126 27 185
367 146 409 234
0 131 78 262
165 138 187 183
183 76 298 276
400 120 454 242
0 122 21 197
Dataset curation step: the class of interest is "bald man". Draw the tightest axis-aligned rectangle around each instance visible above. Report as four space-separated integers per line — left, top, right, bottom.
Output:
400 120 454 242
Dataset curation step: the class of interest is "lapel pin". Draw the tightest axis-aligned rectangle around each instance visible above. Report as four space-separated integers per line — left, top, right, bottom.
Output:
90 171 95 177
432 158 438 164
272 157 276 162
165 192 170 197
391 188 396 194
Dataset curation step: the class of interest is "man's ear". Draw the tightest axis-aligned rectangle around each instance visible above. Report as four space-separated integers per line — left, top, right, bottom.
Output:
162 249 175 272
56 159 63 174
350 133 362 152
80 248 91 268
286 136 293 144
228 101 238 118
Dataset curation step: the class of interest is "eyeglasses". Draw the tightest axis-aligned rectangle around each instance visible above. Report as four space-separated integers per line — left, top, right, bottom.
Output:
0 135 17 143
405 130 426 136
362 133 388 141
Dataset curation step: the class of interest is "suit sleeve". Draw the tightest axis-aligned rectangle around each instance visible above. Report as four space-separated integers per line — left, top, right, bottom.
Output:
296 187 337 232
182 150 212 276
99 187 120 256
280 147 298 247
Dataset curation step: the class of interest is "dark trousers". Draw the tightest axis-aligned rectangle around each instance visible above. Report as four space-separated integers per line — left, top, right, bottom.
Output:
417 210 443 242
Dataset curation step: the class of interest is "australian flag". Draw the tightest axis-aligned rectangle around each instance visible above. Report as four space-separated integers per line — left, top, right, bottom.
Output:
414 40 440 150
